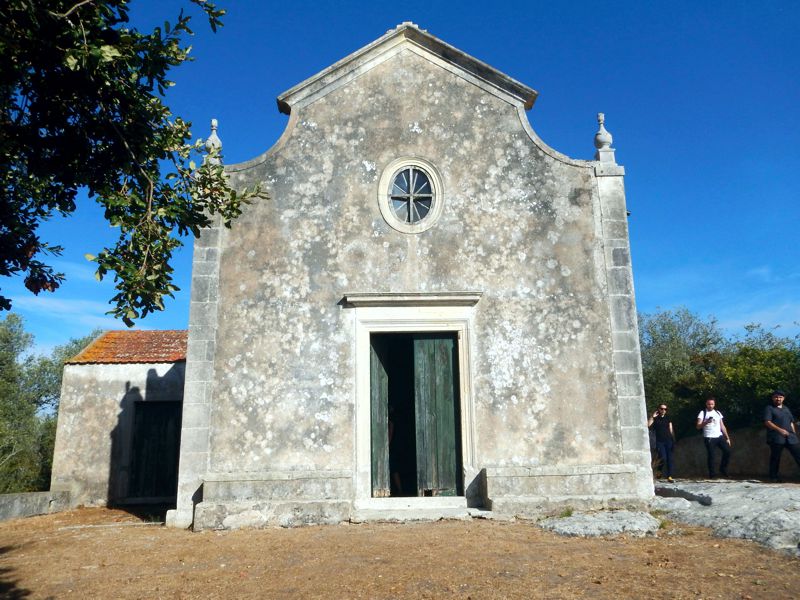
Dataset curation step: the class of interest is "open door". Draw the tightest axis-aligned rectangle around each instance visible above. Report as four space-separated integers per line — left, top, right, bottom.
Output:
370 332 461 498
370 337 390 497
414 334 459 496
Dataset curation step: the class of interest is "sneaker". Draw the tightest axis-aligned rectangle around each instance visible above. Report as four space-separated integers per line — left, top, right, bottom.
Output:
667 477 674 483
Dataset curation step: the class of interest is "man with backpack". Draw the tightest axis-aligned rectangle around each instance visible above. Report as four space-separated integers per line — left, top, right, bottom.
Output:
696 397 732 478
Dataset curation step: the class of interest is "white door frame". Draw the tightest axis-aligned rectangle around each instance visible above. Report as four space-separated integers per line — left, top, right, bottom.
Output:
344 292 481 509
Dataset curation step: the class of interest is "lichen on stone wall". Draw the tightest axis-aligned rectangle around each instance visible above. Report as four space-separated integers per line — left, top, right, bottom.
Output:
212 48 619 474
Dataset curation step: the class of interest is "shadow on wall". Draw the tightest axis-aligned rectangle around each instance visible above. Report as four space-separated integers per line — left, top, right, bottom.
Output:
0 546 31 600
665 426 800 480
107 382 141 502
107 364 185 506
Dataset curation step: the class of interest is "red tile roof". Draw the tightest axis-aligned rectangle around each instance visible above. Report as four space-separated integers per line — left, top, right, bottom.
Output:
67 330 188 364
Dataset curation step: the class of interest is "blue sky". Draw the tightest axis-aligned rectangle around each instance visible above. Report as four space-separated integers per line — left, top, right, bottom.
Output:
8 0 800 353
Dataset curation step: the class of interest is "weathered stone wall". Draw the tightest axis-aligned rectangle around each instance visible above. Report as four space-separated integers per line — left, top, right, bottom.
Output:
216 53 623 478
51 362 185 506
169 27 651 529
0 491 70 522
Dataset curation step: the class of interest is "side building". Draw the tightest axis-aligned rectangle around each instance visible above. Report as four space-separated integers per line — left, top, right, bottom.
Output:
50 330 186 507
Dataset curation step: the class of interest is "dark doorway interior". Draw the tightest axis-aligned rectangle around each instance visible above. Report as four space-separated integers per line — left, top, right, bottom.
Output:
385 334 416 496
370 332 463 498
128 401 182 501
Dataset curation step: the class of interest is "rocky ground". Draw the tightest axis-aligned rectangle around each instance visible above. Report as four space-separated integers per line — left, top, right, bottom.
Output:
652 479 800 556
1 480 799 599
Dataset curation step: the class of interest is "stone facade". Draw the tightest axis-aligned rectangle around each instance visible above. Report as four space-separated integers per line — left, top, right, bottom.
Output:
166 23 652 529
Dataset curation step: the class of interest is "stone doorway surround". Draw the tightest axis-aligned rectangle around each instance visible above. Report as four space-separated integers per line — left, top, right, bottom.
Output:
342 292 482 511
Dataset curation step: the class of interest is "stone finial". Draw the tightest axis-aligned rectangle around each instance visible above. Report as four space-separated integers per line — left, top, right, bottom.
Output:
205 118 222 165
594 113 612 149
594 112 616 163
390 21 420 33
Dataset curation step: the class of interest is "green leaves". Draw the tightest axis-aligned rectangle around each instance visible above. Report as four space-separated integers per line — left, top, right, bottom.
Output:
97 44 122 62
0 314 100 492
1 0 268 325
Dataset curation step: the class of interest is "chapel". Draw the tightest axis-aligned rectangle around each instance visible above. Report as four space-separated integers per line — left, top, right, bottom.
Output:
52 22 653 529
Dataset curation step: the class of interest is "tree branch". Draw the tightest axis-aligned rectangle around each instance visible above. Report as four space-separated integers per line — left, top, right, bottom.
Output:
48 0 95 19
0 445 21 470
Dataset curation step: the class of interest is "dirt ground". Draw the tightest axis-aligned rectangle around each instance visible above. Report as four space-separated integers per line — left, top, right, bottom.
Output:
1 508 799 599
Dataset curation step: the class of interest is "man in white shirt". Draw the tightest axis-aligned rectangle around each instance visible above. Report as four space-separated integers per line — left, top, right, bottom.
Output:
696 397 732 478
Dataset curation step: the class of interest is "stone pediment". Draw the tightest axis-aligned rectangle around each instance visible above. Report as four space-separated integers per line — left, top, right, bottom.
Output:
277 22 538 115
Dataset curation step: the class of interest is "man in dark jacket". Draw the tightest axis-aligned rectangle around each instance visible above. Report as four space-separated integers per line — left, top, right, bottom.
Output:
763 390 800 482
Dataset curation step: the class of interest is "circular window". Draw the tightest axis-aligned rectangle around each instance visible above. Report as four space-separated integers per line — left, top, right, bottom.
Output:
378 158 444 234
389 167 433 224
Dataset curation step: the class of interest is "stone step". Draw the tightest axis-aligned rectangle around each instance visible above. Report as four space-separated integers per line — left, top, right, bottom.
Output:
350 507 495 523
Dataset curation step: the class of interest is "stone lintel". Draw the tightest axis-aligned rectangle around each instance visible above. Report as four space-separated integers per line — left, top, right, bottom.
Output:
342 291 482 307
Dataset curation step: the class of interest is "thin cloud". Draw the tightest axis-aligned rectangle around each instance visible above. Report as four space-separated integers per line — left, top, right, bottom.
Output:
715 301 800 335
634 265 716 307
49 258 101 283
744 266 773 283
10 295 120 331
635 262 800 335
10 294 162 356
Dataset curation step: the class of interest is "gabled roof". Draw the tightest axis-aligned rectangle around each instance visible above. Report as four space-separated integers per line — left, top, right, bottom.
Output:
67 330 188 365
277 22 538 115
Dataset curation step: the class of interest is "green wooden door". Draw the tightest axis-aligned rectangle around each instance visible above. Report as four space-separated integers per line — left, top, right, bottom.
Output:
414 334 459 496
370 337 391 497
128 401 182 499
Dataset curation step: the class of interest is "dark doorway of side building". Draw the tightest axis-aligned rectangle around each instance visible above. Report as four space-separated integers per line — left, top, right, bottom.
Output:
370 332 463 498
128 401 182 502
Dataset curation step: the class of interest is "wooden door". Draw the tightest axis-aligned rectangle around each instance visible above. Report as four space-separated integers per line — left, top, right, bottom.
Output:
370 337 391 497
128 401 182 499
414 334 459 496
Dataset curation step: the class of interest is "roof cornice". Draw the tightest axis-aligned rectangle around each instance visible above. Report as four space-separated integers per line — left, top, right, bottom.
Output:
277 22 538 115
